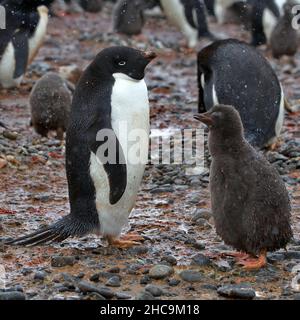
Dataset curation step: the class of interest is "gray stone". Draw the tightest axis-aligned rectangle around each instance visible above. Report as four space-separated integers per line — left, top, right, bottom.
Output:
136 291 155 300
0 292 26 300
106 276 121 287
217 284 256 299
145 284 163 297
192 208 212 221
51 256 76 267
180 270 203 282
149 265 174 279
191 254 211 267
77 281 115 299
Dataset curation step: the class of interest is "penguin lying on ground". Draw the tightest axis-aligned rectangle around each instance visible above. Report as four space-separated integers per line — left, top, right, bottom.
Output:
197 39 285 149
270 0 298 59
0 2 49 88
8 47 156 248
160 0 215 48
194 105 292 270
29 72 73 140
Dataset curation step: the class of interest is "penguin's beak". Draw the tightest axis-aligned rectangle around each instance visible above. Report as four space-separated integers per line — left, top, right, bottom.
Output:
142 51 157 61
194 113 214 126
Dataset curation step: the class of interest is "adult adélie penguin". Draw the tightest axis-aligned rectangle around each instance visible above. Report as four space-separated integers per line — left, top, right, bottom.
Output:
197 39 285 149
7 47 156 248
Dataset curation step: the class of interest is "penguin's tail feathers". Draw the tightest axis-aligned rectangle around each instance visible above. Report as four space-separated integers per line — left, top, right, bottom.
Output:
6 215 93 247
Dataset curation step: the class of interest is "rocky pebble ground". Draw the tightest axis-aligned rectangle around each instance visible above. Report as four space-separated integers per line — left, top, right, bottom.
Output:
0 3 300 300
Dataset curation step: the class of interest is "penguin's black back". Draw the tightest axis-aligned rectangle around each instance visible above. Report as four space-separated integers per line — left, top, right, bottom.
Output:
198 39 282 148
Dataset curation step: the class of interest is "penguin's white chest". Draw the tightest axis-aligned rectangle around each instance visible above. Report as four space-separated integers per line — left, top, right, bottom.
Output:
0 42 20 88
160 0 198 48
90 74 150 237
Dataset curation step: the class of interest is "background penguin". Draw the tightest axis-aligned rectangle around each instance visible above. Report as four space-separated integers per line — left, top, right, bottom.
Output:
270 0 298 59
29 72 73 140
113 0 146 35
194 105 292 270
0 2 49 88
160 0 215 48
79 0 102 13
197 39 285 148
8 46 156 248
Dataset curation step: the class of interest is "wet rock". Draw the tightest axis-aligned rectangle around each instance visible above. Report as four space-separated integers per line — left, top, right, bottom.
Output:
115 292 132 300
90 274 100 282
127 246 148 255
284 251 300 260
145 284 163 297
106 276 121 287
217 284 256 299
0 291 26 300
149 265 174 279
136 291 155 300
33 271 47 281
3 130 18 140
107 267 120 274
213 260 232 272
192 208 212 221
77 281 115 299
168 278 181 286
180 270 203 283
267 253 285 263
150 186 174 194
161 255 177 266
51 256 76 267
193 241 206 250
191 254 212 267
140 275 152 285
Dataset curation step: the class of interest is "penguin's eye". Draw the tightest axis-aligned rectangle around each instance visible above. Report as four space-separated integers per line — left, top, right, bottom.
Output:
118 61 126 66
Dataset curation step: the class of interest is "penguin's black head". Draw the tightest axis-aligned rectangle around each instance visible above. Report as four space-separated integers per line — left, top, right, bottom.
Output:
194 104 244 137
92 46 157 81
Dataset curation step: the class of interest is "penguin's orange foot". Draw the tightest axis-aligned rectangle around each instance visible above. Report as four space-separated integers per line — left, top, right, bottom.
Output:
122 232 145 242
237 251 267 270
221 251 250 260
108 239 141 249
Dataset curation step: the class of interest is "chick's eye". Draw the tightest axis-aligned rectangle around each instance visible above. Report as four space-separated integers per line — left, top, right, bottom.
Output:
118 61 126 66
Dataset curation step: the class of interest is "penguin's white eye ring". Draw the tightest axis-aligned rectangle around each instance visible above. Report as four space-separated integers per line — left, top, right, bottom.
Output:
118 61 126 66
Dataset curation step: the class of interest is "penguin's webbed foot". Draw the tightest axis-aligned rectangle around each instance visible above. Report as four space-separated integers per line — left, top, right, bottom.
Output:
106 233 144 249
237 250 267 270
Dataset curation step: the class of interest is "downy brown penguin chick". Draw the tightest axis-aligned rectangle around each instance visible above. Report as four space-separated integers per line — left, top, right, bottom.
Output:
270 0 298 59
29 72 73 140
113 0 145 35
194 104 292 270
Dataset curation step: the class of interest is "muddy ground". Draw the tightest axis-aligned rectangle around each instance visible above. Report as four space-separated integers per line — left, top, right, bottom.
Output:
0 3 300 300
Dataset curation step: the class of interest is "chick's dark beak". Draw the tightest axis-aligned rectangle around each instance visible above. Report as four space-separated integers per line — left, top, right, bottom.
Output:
194 113 214 126
143 51 157 61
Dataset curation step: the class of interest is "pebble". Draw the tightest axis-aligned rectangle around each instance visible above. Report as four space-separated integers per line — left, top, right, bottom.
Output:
140 275 152 285
33 271 47 281
145 284 163 297
217 284 256 299
51 256 76 267
115 292 132 300
149 265 174 279
107 267 120 274
193 241 206 250
161 255 177 266
0 291 26 300
168 278 181 286
0 159 7 169
191 254 212 267
284 251 300 260
136 291 155 300
106 276 121 287
179 270 203 283
213 260 232 272
3 130 18 140
77 281 114 299
191 208 212 221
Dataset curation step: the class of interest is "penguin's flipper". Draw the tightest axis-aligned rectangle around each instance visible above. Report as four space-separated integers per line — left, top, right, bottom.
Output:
197 67 206 113
88 123 127 205
6 215 92 246
11 29 29 79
